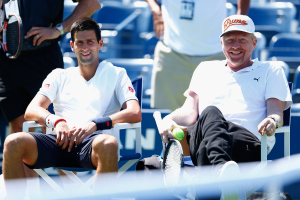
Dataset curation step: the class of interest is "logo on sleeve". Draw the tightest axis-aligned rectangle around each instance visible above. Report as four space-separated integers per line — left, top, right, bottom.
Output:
44 84 50 89
128 86 134 93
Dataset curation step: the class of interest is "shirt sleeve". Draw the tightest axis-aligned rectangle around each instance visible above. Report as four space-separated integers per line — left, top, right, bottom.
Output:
265 65 292 110
184 62 203 97
37 69 63 103
115 68 138 106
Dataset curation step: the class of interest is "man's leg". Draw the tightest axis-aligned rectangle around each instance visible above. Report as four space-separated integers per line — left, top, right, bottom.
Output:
9 114 40 181
3 132 39 196
91 134 118 175
88 134 119 191
188 106 233 169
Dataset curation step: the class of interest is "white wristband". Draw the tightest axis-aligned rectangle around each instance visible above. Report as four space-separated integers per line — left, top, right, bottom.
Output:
45 114 66 128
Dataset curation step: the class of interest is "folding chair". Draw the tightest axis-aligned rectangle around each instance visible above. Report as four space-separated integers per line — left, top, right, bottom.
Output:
183 82 292 198
22 77 143 193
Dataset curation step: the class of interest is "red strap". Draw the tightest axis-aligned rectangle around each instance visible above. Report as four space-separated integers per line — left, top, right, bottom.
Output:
54 119 67 127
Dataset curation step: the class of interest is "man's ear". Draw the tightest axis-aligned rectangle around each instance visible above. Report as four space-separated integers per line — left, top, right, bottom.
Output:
98 38 103 50
70 41 74 52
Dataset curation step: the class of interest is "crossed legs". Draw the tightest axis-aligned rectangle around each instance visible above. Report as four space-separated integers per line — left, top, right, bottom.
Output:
188 106 261 169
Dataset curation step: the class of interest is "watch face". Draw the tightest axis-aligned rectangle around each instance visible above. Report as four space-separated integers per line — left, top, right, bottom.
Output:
56 23 62 30
56 23 64 35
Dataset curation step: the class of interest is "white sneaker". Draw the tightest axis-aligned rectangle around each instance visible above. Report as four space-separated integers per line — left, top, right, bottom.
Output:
219 161 244 200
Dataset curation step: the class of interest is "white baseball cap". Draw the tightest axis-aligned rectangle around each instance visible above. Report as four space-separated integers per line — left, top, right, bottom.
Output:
220 15 255 37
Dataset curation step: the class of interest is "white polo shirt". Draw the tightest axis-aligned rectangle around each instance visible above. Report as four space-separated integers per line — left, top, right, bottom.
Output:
186 59 292 151
38 61 138 136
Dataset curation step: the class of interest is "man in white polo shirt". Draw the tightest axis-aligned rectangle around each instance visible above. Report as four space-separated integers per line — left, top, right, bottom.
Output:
145 0 250 111
157 15 292 199
2 17 141 198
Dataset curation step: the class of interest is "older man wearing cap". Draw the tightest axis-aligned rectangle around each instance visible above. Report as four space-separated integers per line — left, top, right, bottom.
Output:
156 15 292 199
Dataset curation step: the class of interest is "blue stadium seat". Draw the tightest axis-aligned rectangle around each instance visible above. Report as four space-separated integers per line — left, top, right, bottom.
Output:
63 56 76 69
268 33 300 57
267 33 300 80
247 2 297 44
141 32 159 59
252 32 266 60
104 58 153 109
63 0 77 20
226 2 236 16
92 1 152 58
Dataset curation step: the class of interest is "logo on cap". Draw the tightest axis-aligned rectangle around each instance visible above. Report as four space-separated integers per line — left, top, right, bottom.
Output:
223 18 248 31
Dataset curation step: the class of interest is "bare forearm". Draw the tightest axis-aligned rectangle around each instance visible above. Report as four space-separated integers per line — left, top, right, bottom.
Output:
109 100 142 126
237 0 250 15
24 94 52 125
165 107 197 127
110 109 142 127
145 0 160 12
24 106 51 126
62 0 101 33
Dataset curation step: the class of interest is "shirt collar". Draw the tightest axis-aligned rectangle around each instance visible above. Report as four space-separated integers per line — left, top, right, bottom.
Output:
225 58 260 73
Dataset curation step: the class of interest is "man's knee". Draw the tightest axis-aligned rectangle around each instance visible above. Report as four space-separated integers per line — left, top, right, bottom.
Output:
200 106 225 121
202 106 222 116
4 133 28 154
3 132 37 155
92 135 118 156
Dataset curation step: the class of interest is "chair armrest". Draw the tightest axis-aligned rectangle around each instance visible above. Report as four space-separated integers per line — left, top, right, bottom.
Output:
261 125 290 162
113 122 142 161
23 121 44 132
275 125 290 159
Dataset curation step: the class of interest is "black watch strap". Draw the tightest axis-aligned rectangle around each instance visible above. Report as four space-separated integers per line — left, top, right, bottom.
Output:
267 116 279 129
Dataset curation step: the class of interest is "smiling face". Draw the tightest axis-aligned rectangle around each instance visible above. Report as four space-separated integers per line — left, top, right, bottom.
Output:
221 31 257 72
70 30 103 67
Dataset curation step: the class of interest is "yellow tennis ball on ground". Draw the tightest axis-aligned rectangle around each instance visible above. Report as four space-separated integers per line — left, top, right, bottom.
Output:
172 128 184 141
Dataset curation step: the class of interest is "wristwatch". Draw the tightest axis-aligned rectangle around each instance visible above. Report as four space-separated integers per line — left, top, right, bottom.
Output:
267 116 280 129
55 23 64 35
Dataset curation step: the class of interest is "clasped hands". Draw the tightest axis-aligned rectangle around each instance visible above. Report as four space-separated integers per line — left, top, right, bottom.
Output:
55 121 97 152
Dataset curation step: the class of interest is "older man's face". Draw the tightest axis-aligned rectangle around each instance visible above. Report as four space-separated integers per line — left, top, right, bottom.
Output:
221 31 257 71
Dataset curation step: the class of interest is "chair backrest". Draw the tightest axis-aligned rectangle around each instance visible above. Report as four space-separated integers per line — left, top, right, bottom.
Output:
268 33 300 58
105 58 153 99
292 66 300 103
283 82 292 126
131 77 143 108
93 1 151 34
63 57 76 69
252 32 267 60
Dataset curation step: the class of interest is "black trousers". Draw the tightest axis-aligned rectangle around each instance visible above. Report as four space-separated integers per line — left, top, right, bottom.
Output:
187 106 261 168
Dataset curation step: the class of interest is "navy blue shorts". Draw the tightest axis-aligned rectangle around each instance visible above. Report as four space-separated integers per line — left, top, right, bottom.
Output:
25 132 99 170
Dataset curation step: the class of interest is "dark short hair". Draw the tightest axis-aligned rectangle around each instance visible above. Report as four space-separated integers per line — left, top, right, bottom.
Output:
70 17 101 42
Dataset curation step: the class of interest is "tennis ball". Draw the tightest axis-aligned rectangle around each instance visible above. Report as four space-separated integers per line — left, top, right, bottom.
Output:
172 128 184 141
